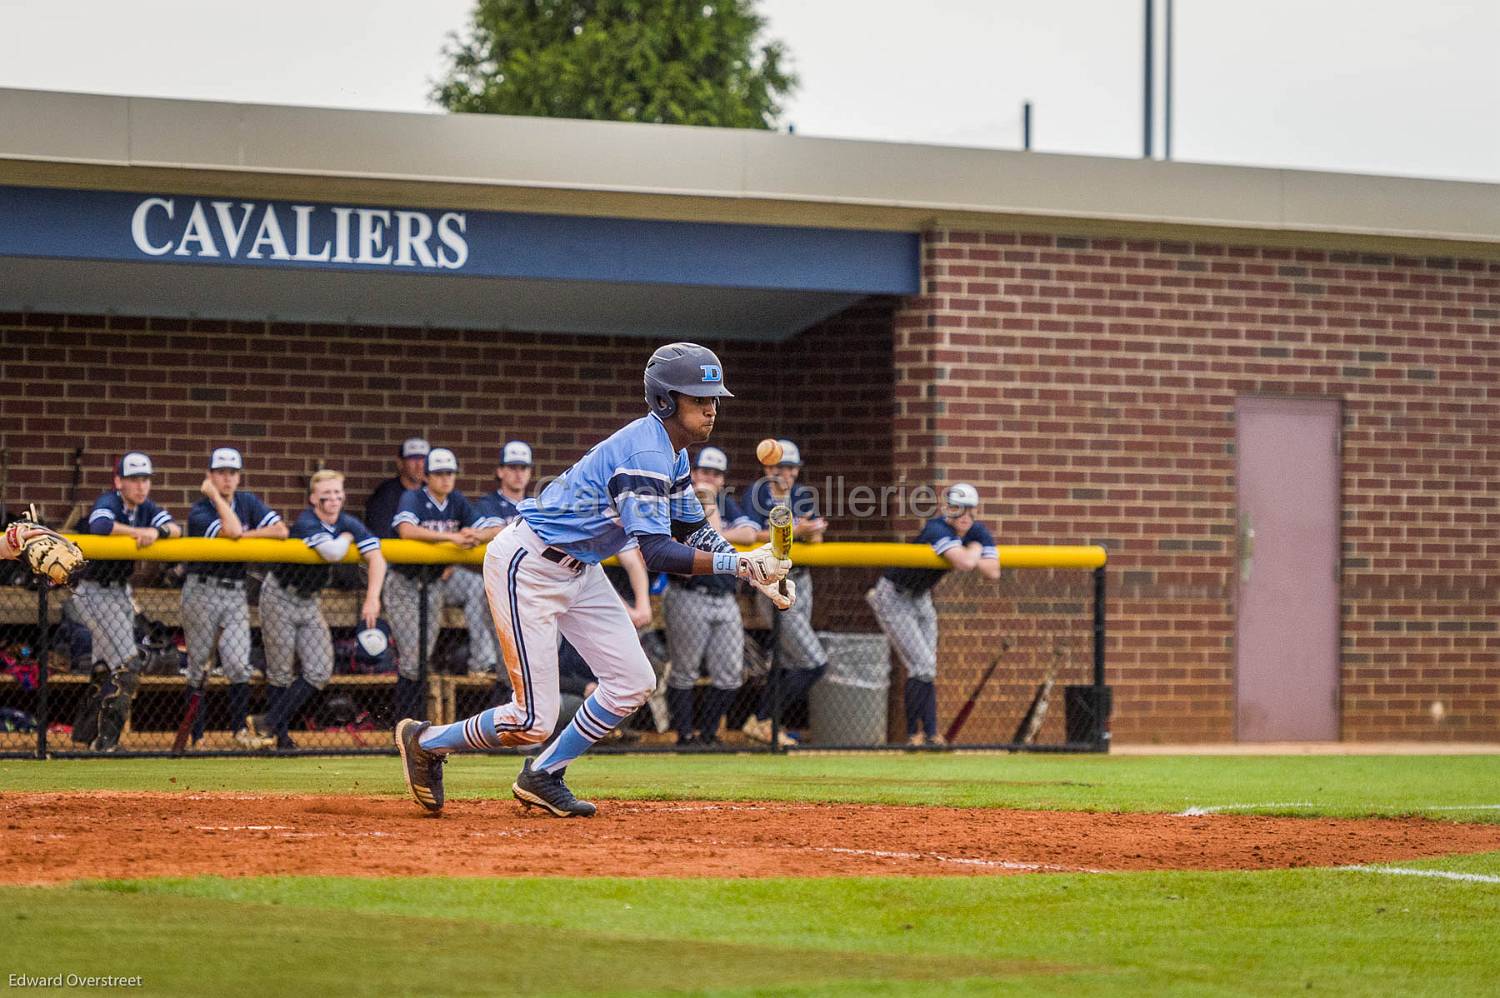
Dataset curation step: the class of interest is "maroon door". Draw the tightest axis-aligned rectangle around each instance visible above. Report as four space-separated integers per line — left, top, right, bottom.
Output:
1234 397 1341 741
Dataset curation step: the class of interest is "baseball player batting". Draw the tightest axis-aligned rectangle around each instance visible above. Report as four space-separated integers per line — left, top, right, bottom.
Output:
396 343 794 817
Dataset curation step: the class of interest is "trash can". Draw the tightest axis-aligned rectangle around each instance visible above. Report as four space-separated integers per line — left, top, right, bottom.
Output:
808 632 890 746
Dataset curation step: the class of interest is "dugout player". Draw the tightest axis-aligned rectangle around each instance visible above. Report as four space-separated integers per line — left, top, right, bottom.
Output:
396 343 792 817
866 483 999 745
740 439 829 746
182 447 287 748
72 452 181 751
364 437 429 540
386 447 502 721
246 469 388 750
663 446 756 745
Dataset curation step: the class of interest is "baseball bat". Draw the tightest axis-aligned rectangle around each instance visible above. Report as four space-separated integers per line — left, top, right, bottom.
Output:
943 640 1010 743
60 446 85 532
768 503 793 609
1012 674 1055 745
171 685 203 755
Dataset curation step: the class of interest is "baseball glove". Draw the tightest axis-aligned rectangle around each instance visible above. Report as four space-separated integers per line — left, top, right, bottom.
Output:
6 521 86 587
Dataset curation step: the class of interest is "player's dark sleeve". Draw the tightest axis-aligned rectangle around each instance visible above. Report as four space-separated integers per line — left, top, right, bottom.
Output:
187 499 217 538
245 492 281 530
675 516 738 557
87 493 119 535
143 500 174 530
633 531 701 576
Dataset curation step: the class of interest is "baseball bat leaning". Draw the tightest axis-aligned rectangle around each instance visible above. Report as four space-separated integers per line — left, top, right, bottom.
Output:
943 640 1011 743
171 685 204 755
767 503 793 610
1012 674 1055 745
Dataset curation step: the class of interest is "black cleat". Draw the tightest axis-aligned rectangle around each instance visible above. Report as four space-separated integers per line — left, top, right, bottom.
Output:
512 759 596 818
395 718 446 813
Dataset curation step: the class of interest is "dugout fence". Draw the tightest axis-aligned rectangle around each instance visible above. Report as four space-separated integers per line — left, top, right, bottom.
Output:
0 534 1109 758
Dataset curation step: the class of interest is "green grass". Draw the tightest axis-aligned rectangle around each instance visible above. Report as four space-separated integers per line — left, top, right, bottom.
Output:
3 752 1498 821
4 754 1498 995
3 864 1498 996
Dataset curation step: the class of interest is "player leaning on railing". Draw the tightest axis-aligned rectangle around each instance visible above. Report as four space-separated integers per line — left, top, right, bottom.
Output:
865 483 1000 746
395 342 794 818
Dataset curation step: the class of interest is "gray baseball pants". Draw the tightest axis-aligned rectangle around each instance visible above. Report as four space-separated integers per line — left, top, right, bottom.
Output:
68 580 138 672
663 586 744 690
755 567 825 671
182 576 252 685
443 567 497 673
259 574 335 690
865 576 938 681
383 569 441 681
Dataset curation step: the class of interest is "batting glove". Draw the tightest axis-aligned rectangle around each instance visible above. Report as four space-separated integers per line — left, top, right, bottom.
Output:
752 574 796 611
738 544 791 585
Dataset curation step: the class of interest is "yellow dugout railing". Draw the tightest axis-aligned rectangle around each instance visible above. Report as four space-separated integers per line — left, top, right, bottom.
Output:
65 535 1107 570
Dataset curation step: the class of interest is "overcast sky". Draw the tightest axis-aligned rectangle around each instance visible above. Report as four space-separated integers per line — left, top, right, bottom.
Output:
1 0 1495 182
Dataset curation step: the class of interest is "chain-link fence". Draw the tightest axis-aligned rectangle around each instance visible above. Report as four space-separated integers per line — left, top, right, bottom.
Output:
1 540 1107 757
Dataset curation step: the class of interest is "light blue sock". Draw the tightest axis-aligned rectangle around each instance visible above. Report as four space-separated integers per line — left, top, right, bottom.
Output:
531 694 629 774
418 708 502 753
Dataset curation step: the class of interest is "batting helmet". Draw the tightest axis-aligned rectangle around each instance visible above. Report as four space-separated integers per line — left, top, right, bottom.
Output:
643 343 733 418
945 483 980 509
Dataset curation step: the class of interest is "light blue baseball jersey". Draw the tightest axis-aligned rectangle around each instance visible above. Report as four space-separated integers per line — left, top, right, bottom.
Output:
520 413 705 564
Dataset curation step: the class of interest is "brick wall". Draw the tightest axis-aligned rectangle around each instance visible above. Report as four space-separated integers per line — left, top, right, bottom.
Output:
0 304 894 539
897 229 1499 742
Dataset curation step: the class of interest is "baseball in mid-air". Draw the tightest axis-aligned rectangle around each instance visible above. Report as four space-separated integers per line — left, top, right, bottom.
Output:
756 438 783 465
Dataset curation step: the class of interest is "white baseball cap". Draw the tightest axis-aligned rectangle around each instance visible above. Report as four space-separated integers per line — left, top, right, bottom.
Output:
695 446 728 472
774 439 802 467
356 626 389 659
210 447 243 471
945 483 980 508
400 437 431 459
500 441 533 466
116 452 153 478
426 448 459 473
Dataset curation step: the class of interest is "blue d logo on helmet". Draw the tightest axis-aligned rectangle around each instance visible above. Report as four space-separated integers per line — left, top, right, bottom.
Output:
643 342 734 418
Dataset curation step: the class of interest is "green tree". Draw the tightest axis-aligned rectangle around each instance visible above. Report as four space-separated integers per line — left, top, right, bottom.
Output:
431 0 796 129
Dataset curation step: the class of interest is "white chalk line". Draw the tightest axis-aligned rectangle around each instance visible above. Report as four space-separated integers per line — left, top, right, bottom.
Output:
1340 866 1500 885
1177 803 1316 816
1176 803 1500 816
820 846 1104 874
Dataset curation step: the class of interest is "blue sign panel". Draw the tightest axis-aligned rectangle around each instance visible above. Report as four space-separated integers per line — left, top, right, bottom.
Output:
0 185 918 294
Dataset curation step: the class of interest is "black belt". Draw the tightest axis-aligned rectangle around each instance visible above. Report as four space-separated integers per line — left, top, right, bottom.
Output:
190 575 244 588
541 547 585 573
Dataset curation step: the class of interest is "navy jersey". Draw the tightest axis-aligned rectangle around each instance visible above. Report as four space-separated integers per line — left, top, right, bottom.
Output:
391 487 498 579
272 508 382 596
742 478 820 528
186 491 283 581
84 491 176 585
963 522 999 561
675 493 753 596
520 414 704 564
364 477 409 540
883 517 964 595
473 490 524 527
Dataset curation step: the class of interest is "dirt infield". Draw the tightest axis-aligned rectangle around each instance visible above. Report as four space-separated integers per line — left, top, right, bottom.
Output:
4 792 1499 884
